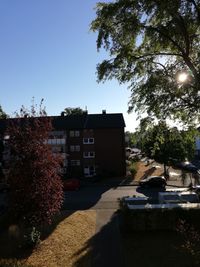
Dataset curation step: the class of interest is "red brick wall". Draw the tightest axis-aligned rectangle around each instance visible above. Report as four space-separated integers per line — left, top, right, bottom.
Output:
94 128 125 177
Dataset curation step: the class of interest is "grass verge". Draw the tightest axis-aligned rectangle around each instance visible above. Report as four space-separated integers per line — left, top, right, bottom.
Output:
0 210 96 267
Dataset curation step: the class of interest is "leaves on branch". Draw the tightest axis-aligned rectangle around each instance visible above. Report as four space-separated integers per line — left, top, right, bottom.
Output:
91 0 200 123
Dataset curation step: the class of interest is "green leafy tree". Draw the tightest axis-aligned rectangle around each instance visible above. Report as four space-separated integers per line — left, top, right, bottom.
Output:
0 105 8 119
141 121 197 176
62 107 85 116
134 117 154 150
125 131 139 147
91 0 200 122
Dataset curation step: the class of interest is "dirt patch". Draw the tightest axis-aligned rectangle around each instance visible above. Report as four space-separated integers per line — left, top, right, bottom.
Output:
134 161 163 181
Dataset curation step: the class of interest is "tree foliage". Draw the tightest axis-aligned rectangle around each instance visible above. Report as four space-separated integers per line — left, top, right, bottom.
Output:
138 120 197 165
7 103 63 226
91 0 200 122
62 107 85 116
0 105 8 119
125 131 138 147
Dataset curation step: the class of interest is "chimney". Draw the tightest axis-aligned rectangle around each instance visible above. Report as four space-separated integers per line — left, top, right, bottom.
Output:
102 110 106 114
61 111 65 117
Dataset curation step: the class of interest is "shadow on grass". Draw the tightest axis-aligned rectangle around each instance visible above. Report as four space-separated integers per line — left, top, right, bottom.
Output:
0 210 74 260
0 180 120 261
71 211 199 267
140 166 156 180
72 210 123 267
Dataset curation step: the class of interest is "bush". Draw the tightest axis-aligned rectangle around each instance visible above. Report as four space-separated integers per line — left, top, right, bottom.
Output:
7 104 63 226
23 226 41 248
129 162 137 177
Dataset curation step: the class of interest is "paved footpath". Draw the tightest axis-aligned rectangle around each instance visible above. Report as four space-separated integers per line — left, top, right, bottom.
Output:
91 209 125 267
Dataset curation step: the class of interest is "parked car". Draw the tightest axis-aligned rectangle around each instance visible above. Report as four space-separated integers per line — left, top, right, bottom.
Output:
190 185 200 194
63 178 80 191
171 159 200 173
174 161 199 173
139 176 167 188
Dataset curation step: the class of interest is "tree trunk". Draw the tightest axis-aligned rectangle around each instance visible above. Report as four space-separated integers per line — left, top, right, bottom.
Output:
163 163 170 180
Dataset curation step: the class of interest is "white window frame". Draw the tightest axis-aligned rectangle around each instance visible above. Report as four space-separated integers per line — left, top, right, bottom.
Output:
71 160 80 166
83 151 95 158
70 145 80 152
75 145 80 151
69 131 74 137
70 130 80 137
84 165 96 177
83 138 94 144
75 131 80 137
47 138 65 145
70 145 75 152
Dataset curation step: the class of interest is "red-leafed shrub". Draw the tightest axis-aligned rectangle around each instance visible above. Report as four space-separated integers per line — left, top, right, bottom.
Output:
7 103 63 226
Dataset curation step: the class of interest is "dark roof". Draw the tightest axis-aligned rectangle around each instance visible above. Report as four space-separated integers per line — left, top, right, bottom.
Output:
0 113 125 132
52 115 87 130
84 114 125 129
52 113 125 130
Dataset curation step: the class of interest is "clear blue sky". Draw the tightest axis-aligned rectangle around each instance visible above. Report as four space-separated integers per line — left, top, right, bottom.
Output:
0 0 138 131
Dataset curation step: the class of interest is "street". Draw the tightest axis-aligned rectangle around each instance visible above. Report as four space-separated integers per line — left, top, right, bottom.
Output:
63 185 176 210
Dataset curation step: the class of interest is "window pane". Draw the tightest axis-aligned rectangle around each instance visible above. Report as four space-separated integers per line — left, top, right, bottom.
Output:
83 138 88 144
70 131 74 137
89 138 94 143
75 131 80 137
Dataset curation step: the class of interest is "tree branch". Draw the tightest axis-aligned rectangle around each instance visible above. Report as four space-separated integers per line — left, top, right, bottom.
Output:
175 14 191 56
152 61 172 77
144 25 199 84
145 25 186 55
133 52 182 60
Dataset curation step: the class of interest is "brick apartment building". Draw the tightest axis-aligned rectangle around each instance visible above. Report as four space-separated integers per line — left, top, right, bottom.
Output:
0 111 126 179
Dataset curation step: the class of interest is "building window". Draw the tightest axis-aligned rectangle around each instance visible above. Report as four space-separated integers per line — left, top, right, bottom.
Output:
71 160 80 166
84 166 96 177
52 146 63 153
75 131 80 137
83 138 94 144
70 130 80 137
63 159 68 167
47 138 65 145
69 131 74 137
83 151 95 158
70 145 80 152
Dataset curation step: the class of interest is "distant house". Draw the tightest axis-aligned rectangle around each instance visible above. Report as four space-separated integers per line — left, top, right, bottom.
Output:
0 111 126 179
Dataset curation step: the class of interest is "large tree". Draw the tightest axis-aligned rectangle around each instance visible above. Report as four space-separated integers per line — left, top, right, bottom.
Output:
7 104 63 227
140 120 197 175
91 0 200 122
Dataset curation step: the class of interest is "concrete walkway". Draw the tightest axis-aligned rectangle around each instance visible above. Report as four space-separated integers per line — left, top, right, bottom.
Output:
91 209 125 267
